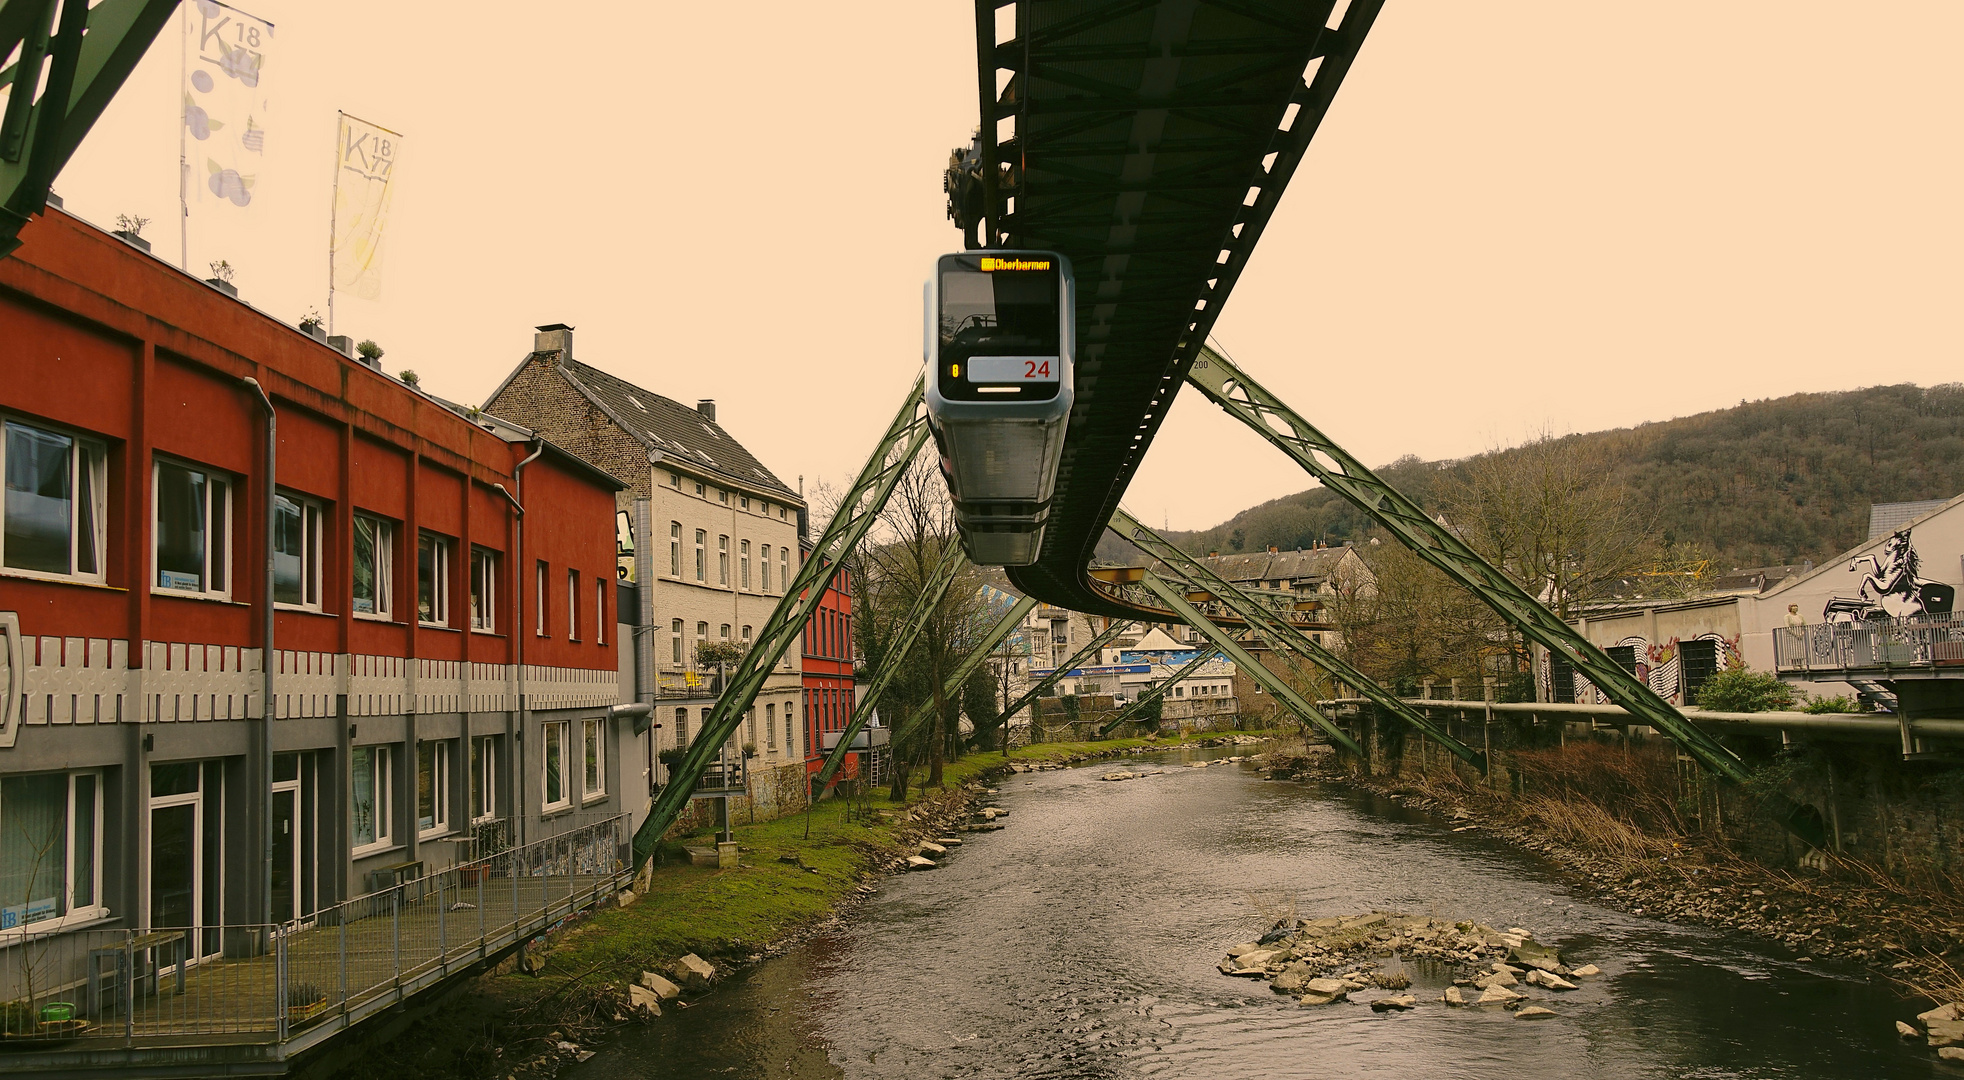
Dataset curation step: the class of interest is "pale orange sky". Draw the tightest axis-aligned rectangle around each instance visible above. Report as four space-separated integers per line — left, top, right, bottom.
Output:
49 2 1963 531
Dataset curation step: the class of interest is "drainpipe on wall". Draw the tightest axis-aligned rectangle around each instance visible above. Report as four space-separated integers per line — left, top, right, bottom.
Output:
241 377 276 943
503 438 545 847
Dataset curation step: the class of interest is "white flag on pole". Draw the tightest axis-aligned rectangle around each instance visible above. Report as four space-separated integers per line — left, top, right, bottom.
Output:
184 0 272 211
331 114 402 301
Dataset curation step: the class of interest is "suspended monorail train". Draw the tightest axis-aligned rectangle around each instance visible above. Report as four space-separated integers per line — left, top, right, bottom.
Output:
924 251 1075 566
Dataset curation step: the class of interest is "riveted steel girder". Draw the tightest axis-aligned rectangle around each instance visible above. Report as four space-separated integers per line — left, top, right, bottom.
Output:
812 540 969 789
1109 507 1485 770
1139 572 1361 757
1 0 177 257
993 616 1135 738
887 595 1040 751
634 378 931 862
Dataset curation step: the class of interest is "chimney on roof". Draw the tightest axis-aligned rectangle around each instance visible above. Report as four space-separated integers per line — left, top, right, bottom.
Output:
1268 545 1279 553
697 399 716 423
534 323 573 358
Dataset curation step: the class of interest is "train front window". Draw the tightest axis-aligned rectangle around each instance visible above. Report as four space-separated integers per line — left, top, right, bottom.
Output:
938 255 1062 401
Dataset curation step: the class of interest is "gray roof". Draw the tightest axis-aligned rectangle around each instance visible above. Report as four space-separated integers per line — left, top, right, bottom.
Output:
1869 499 1954 540
1192 547 1353 584
554 355 799 501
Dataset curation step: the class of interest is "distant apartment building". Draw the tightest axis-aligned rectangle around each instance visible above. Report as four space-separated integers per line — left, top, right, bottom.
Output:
1180 543 1368 648
0 209 630 953
483 332 808 786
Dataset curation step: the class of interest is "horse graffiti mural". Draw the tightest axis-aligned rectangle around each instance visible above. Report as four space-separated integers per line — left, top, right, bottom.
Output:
1821 529 1955 623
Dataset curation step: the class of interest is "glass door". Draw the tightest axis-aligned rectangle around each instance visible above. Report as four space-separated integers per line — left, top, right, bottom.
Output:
148 801 198 975
271 785 298 925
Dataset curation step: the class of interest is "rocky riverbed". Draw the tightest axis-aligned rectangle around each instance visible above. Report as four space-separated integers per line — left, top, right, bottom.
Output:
1217 911 1598 1017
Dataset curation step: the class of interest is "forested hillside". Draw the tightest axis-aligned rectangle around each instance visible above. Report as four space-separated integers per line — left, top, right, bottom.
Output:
1131 383 1964 569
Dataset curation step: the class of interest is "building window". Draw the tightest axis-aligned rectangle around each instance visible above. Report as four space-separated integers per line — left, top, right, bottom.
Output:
694 529 706 581
740 496 749 511
720 623 731 642
353 514 394 618
760 544 772 592
351 745 393 852
694 482 704 497
786 715 794 755
596 578 607 644
695 621 708 657
674 708 689 747
766 703 777 748
534 561 549 636
779 506 787 520
718 535 729 585
542 720 571 811
566 568 580 640
717 489 728 505
470 735 498 823
582 717 605 798
671 618 683 664
470 548 499 631
418 739 452 836
669 521 681 576
417 533 453 626
2 419 106 582
1681 639 1721 704
740 540 751 589
0 771 104 931
154 459 230 596
669 472 680 488
780 548 789 591
273 491 323 609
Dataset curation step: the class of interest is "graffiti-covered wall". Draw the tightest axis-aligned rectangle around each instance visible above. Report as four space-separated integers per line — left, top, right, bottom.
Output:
1539 595 1745 707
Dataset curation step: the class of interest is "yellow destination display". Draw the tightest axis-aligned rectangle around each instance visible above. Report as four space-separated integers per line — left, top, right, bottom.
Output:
979 257 1053 272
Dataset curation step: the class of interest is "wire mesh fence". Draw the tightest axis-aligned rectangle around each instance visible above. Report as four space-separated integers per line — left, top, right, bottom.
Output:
0 814 628 1047
1775 612 1964 672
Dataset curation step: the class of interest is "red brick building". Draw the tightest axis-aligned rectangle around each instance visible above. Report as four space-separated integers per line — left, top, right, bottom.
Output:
0 208 628 950
801 540 857 775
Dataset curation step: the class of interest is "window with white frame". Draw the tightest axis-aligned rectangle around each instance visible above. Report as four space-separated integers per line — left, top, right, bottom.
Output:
720 623 731 642
470 735 498 823
669 521 681 577
780 548 789 592
417 739 452 836
470 547 499 631
694 481 704 497
596 578 606 644
353 513 394 618
671 618 683 664
740 495 749 511
717 535 729 586
669 472 680 488
2 419 106 582
582 717 605 799
351 745 393 852
760 544 772 592
417 532 451 626
739 540 750 589
674 708 690 747
566 568 580 640
542 720 571 811
693 529 706 581
535 561 548 636
786 714 794 756
154 459 230 596
273 491 323 609
695 621 707 661
766 703 776 749
0 771 104 931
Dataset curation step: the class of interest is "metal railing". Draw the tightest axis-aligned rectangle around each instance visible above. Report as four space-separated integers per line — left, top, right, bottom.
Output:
1774 612 1964 673
0 815 628 1047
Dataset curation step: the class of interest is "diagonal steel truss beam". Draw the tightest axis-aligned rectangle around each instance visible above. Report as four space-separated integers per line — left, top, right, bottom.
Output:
1139 572 1363 758
1184 344 1758 788
812 540 969 789
1097 645 1218 735
1109 507 1485 770
634 377 931 861
994 616 1135 738
2 0 177 257
887 595 1040 753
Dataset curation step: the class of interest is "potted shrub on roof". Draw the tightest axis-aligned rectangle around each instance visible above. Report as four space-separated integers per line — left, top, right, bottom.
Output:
205 259 238 298
298 308 326 341
112 213 151 252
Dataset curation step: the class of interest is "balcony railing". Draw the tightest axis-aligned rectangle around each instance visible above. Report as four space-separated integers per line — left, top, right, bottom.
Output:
1774 612 1964 674
0 815 629 1057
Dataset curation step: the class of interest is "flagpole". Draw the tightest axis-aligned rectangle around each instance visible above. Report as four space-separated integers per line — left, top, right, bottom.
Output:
328 112 341 336
179 3 189 270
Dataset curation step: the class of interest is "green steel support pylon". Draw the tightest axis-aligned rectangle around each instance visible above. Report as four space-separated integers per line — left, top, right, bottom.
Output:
2 0 178 257
994 617 1135 741
1184 345 1761 790
1109 507 1484 770
1097 646 1220 735
635 377 931 862
1138 572 1364 758
886 595 1039 751
813 540 969 789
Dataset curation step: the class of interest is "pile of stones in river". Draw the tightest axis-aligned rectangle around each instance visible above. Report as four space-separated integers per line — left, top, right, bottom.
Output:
1102 755 1253 781
1219 912 1599 1018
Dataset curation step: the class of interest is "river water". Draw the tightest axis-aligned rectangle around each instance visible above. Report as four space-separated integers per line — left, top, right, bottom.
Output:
577 745 1932 1079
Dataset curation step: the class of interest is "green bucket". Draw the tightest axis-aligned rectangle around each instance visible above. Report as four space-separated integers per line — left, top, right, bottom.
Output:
39 1002 75 1023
